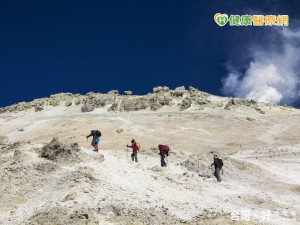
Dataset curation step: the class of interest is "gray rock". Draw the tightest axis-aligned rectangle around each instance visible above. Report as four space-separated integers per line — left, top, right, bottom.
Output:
198 173 211 178
153 86 170 93
180 157 209 173
75 99 81 105
116 128 124 133
34 104 44 112
189 86 199 92
108 102 119 111
124 90 132 95
180 97 192 110
48 98 60 106
120 97 148 111
107 90 119 95
81 104 95 112
153 86 163 93
171 86 186 97
148 94 173 111
196 99 209 105
65 101 72 107
162 86 170 92
40 137 81 163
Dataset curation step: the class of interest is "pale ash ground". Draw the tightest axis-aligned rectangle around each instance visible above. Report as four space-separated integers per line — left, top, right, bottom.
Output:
0 104 299 224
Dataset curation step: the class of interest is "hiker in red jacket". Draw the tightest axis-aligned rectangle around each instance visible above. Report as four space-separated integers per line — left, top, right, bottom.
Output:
158 144 169 167
127 139 138 162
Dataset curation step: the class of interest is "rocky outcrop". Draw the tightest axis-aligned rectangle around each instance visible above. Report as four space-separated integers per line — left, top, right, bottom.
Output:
40 138 81 163
148 94 172 111
153 86 170 93
120 97 148 111
124 90 132 95
0 86 282 114
107 90 119 95
180 156 210 175
224 98 265 113
171 86 187 97
81 103 95 112
65 101 72 107
34 103 44 112
180 96 192 110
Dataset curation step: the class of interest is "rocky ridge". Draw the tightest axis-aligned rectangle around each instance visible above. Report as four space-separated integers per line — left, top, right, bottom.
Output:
0 86 293 114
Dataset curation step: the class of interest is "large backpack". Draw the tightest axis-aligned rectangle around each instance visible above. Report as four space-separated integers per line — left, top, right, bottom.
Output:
163 145 170 155
95 130 101 137
218 158 223 167
136 142 141 150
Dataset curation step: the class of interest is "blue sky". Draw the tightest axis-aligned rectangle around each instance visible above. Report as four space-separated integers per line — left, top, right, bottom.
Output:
0 0 299 107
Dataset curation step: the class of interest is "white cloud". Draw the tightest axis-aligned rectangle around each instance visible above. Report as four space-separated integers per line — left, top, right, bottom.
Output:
222 27 300 105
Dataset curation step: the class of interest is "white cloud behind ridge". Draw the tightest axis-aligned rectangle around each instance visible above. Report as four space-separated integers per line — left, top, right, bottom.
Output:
222 27 300 106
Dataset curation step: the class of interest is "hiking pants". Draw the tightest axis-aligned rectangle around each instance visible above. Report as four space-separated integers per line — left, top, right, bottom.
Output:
214 167 222 182
131 151 138 162
92 143 98 152
91 136 98 145
161 155 167 167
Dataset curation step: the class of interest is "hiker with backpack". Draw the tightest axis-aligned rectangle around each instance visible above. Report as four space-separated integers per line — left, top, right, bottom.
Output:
127 139 139 162
211 155 223 182
86 130 101 153
158 144 170 167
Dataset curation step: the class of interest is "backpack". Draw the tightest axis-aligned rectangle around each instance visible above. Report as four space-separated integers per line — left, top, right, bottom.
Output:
218 158 223 167
95 130 101 137
136 142 141 150
163 145 170 155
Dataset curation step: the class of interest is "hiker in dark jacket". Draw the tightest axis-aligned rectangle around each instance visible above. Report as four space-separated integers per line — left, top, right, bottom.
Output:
158 144 169 167
127 139 138 162
86 130 101 152
211 155 223 182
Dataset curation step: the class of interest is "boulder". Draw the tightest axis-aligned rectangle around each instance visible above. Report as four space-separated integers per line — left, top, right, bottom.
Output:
189 86 199 92
34 104 44 112
40 137 81 163
149 94 172 111
171 86 186 97
81 104 95 112
65 101 72 107
75 99 81 105
196 99 209 105
162 86 170 92
107 90 119 95
153 86 170 93
124 90 132 95
180 157 209 173
108 102 119 111
48 98 60 106
180 96 192 110
116 128 124 133
120 97 148 111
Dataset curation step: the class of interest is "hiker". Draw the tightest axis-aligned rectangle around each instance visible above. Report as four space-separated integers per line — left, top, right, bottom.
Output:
158 144 169 167
127 139 138 162
86 130 101 152
211 155 223 182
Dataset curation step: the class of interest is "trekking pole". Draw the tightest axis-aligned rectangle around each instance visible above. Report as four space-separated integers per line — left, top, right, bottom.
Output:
166 156 169 168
